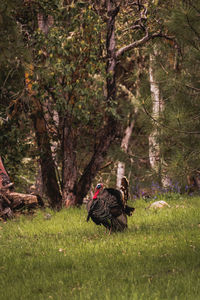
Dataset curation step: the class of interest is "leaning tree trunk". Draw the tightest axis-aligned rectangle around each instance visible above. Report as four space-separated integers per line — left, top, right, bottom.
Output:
75 118 119 206
68 0 120 206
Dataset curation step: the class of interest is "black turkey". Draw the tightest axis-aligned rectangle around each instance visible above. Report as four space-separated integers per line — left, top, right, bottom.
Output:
86 177 135 233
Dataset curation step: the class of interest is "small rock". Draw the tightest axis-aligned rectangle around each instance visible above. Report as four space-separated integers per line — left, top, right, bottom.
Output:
147 200 170 209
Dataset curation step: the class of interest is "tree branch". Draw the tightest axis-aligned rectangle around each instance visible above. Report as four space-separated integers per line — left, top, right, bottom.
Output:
116 32 150 57
116 31 176 58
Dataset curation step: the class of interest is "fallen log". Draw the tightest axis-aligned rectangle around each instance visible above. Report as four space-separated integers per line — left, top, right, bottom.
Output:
8 192 39 208
0 189 43 220
0 157 44 220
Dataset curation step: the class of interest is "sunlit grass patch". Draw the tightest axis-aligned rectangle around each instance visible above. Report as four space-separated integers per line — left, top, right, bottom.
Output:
1 194 200 299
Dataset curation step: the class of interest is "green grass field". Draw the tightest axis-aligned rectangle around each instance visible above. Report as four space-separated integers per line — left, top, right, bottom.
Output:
1 194 200 300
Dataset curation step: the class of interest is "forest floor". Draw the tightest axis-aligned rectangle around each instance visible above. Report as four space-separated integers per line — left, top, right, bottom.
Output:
0 193 200 300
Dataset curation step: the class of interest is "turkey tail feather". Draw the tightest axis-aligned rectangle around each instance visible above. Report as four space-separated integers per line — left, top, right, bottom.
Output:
120 176 129 205
124 205 135 216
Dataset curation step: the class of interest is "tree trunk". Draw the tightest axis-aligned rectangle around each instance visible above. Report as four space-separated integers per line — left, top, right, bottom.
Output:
149 50 170 187
67 0 120 206
105 1 119 103
62 116 78 207
28 11 62 209
116 60 141 189
149 52 162 175
116 121 135 189
76 118 119 205
31 98 62 209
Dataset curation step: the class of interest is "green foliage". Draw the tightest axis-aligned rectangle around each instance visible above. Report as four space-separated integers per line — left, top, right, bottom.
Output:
1 0 200 193
1 0 107 187
157 1 200 181
0 0 26 112
0 0 26 62
31 1 105 125
1 195 200 299
0 0 34 181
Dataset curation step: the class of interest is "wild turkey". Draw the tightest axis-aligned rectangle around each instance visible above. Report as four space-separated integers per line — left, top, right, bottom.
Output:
86 177 135 233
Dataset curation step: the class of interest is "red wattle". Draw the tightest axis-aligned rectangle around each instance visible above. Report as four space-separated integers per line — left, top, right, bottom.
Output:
93 190 100 200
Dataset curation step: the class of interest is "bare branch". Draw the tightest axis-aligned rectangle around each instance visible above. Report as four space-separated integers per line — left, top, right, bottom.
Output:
116 30 178 58
122 24 142 33
100 161 113 170
116 32 150 57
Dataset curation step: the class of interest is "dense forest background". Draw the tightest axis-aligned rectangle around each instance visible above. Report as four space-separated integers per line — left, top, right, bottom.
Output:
1 0 200 208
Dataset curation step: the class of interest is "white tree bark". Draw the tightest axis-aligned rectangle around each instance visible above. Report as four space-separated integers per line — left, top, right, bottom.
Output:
149 51 170 187
116 120 135 189
149 52 161 173
116 162 126 189
116 85 139 189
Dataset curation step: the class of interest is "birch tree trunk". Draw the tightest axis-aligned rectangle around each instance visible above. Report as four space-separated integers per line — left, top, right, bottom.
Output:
149 51 162 175
116 57 141 190
116 121 135 189
116 83 139 190
149 50 170 187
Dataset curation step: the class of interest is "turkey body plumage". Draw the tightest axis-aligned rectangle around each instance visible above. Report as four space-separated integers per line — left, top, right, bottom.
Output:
86 185 135 233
